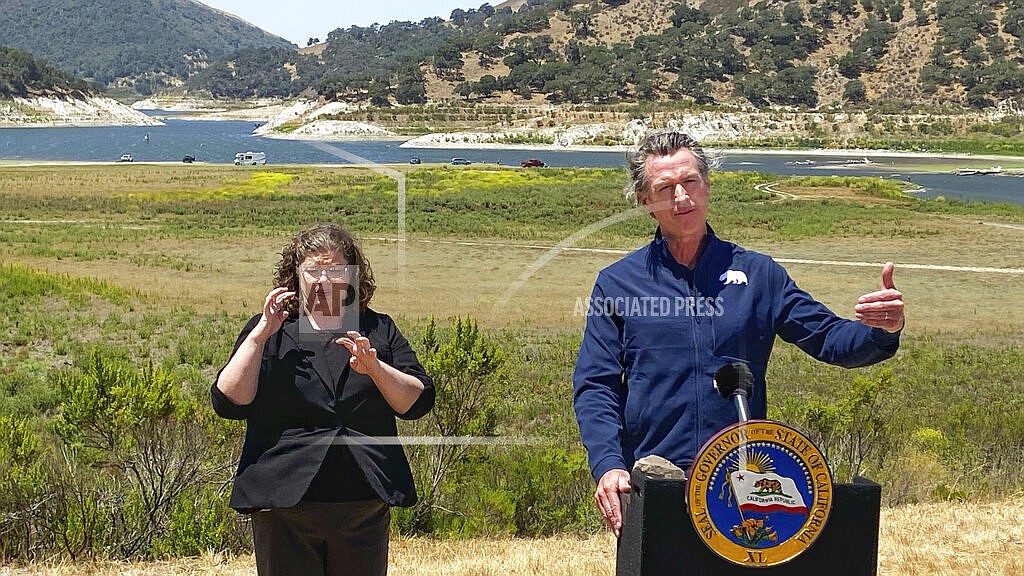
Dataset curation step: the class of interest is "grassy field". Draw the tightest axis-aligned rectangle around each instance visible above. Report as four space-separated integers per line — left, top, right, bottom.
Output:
3 499 1021 575
1 163 1022 567
2 164 1021 330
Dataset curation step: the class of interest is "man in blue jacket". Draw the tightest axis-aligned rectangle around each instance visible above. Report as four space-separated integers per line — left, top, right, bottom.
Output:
572 131 905 537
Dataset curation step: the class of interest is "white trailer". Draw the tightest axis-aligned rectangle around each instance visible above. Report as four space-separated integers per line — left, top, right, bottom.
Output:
234 151 266 165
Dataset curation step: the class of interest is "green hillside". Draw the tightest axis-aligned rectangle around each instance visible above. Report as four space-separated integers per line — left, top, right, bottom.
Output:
0 44 91 98
0 0 294 91
5 0 1023 107
189 0 1024 110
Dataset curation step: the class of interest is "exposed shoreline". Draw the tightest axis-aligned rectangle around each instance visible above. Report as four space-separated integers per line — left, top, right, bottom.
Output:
0 96 162 128
147 99 1024 163
398 138 1024 164
398 139 629 153
9 97 1022 165
397 139 1009 160
6 100 1024 167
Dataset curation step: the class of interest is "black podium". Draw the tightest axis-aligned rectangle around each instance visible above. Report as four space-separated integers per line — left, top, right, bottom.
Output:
616 470 882 576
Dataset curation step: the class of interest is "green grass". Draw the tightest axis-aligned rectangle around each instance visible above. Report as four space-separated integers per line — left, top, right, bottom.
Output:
711 134 1024 156
3 166 1019 246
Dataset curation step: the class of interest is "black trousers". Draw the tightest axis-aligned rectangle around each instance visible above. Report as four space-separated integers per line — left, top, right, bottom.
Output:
251 500 390 576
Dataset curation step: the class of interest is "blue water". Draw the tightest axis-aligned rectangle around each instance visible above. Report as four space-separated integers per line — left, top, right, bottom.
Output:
0 117 629 166
1 115 1022 206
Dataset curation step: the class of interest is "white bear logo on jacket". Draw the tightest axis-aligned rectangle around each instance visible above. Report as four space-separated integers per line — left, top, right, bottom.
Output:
720 270 749 286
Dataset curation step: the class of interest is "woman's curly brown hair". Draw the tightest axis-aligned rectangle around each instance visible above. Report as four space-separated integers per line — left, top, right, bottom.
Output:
272 223 376 315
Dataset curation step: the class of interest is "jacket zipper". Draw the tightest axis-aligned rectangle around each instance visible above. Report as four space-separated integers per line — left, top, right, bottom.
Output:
688 270 703 454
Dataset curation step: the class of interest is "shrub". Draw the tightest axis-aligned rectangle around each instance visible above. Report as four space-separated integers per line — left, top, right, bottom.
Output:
788 369 897 481
42 350 235 558
0 416 46 559
398 318 509 534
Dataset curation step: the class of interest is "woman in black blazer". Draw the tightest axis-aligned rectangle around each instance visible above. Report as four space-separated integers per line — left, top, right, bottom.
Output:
212 223 435 576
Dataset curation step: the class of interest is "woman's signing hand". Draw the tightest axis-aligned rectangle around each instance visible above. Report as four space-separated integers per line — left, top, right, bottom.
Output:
337 330 382 376
252 287 295 343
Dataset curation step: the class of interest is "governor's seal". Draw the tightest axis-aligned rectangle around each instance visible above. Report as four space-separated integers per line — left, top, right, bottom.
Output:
685 420 833 567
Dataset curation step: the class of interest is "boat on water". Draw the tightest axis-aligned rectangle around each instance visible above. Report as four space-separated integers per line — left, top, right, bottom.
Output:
786 159 816 165
954 166 1002 176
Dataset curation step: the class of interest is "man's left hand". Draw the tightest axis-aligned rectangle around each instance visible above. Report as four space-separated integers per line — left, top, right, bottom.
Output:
855 261 905 333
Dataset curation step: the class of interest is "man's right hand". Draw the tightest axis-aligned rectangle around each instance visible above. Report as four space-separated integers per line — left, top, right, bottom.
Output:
595 468 632 538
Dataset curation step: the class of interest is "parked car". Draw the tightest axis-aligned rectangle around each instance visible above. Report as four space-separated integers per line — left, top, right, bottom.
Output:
450 157 472 165
409 157 421 164
520 158 546 167
182 155 196 163
118 153 133 162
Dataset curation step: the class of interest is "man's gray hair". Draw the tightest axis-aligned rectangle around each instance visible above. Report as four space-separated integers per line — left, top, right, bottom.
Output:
625 130 713 205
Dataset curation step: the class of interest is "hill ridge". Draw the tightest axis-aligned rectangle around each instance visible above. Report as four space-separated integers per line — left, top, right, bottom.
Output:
181 0 1022 111
0 0 294 90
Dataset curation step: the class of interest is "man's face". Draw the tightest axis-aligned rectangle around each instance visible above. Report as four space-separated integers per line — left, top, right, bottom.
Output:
639 148 710 239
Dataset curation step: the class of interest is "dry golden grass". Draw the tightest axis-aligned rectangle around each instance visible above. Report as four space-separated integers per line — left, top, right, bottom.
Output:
10 220 1022 338
389 535 617 576
879 500 1024 576
3 500 1021 575
588 0 679 47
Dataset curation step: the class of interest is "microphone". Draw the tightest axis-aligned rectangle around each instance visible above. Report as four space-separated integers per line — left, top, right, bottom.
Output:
714 361 753 423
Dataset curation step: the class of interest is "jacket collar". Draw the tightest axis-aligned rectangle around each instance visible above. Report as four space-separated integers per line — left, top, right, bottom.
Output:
652 223 719 274
279 316 351 399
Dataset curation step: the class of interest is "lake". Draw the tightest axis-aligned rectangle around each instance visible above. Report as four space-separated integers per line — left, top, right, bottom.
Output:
2 116 1023 206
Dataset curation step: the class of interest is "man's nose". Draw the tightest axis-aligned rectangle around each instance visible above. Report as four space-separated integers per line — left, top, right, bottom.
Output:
674 183 689 201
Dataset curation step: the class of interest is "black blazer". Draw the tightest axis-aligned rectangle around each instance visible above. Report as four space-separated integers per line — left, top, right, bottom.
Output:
211 309 435 512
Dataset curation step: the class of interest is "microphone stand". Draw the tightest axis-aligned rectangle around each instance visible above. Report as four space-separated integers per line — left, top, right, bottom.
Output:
732 388 751 424
714 361 755 520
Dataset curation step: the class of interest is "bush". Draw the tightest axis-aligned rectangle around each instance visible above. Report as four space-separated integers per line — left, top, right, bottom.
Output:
0 350 242 561
0 416 46 560
398 318 509 534
150 490 245 558
843 79 867 103
797 369 896 481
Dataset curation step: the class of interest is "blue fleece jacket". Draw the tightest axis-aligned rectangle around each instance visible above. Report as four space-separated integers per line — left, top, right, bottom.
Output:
572 226 900 482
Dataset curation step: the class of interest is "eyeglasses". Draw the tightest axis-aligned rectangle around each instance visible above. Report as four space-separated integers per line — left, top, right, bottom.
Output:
300 265 351 280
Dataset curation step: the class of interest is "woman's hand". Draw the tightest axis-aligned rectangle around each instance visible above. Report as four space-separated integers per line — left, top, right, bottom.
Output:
216 287 295 407
250 287 296 343
336 330 426 414
337 330 383 377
